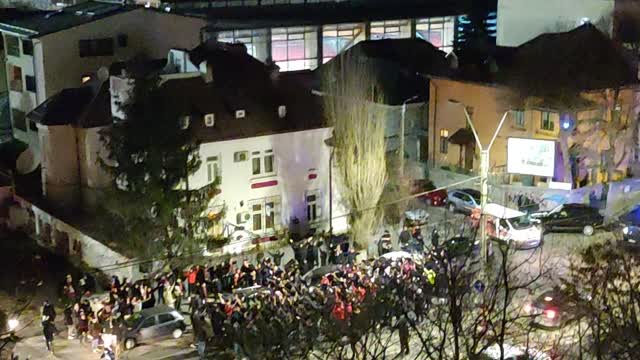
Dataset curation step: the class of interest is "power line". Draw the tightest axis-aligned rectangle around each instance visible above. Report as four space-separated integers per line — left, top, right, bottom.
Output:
91 177 482 274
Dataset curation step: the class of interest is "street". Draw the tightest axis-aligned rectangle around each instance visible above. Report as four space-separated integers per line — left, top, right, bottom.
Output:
8 205 620 359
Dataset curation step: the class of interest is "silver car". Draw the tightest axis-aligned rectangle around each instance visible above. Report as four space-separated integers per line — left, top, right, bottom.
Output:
447 189 481 214
124 305 186 350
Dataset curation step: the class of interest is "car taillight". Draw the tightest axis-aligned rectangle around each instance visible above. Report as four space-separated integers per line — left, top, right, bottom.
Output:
545 309 556 319
523 303 532 313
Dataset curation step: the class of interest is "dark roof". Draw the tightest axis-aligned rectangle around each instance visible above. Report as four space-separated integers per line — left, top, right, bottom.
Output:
503 24 639 94
445 24 639 95
0 1 133 37
317 38 451 105
447 128 475 145
158 42 324 142
183 0 476 31
28 80 110 128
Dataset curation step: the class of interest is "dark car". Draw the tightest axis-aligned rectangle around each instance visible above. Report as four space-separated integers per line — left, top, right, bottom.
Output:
619 205 640 248
535 204 604 236
123 305 186 350
413 179 448 207
524 288 583 329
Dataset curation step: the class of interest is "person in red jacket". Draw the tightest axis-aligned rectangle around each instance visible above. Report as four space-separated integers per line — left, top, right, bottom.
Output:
187 267 197 296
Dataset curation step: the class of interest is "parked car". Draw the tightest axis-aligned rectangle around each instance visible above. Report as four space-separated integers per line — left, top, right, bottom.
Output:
619 205 640 249
481 343 552 360
447 188 481 214
533 204 604 236
524 288 583 329
484 203 542 250
412 179 448 206
124 305 186 350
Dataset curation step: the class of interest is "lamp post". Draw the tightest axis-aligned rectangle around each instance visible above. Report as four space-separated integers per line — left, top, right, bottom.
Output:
400 95 421 176
448 99 510 265
324 135 335 235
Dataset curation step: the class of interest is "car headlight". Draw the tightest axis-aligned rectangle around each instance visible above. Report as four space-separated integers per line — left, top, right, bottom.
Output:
623 226 629 235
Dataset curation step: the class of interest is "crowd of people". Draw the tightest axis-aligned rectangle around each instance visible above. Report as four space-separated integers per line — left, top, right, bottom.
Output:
39 224 458 359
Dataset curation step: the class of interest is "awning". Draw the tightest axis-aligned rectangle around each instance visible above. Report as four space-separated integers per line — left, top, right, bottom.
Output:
447 128 475 145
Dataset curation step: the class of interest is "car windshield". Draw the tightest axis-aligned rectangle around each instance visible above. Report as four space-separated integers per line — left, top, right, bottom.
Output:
510 215 533 230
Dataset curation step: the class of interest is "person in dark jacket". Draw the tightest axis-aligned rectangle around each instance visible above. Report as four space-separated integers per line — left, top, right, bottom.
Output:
396 314 410 355
42 318 56 354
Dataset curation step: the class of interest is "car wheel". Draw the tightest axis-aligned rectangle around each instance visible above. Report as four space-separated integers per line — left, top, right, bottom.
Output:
425 198 432 206
172 328 183 339
583 225 595 236
448 203 456 213
124 338 136 350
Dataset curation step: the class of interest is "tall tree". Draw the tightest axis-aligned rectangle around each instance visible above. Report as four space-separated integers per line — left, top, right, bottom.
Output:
99 72 219 262
322 56 388 253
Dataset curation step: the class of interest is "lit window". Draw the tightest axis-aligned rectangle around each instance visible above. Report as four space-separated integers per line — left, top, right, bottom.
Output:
216 28 269 61
416 17 455 53
370 20 411 40
271 26 318 71
439 129 449 154
322 23 365 63
9 65 22 92
513 110 525 128
541 111 555 131
206 156 220 183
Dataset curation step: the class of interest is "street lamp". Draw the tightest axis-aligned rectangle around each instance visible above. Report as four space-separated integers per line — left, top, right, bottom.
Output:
324 134 335 235
448 99 511 265
400 95 422 176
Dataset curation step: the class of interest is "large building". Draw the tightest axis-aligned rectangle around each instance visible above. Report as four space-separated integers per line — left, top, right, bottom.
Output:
0 1 207 155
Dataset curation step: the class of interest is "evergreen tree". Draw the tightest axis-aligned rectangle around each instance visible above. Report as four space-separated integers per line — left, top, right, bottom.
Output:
99 72 220 262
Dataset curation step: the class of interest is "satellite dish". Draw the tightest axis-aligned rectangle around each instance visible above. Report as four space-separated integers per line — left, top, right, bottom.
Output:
16 147 40 175
97 67 110 82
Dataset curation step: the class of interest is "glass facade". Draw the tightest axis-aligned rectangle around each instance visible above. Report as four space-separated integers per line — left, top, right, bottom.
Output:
217 29 270 62
416 17 455 53
370 20 412 40
271 26 318 71
321 23 366 63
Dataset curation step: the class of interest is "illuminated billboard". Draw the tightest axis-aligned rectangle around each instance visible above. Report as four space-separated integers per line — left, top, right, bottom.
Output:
507 138 556 177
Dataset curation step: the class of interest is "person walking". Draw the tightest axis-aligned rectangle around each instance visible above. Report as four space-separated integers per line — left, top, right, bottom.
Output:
396 314 410 356
42 317 56 354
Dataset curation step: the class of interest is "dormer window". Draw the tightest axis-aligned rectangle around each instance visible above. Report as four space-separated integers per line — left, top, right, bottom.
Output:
180 115 190 129
204 113 215 127
278 105 286 119
235 110 246 119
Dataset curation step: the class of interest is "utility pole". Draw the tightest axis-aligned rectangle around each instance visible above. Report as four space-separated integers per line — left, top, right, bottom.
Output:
448 99 510 265
400 95 420 176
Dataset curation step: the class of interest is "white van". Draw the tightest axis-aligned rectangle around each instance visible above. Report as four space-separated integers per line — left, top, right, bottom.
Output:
484 203 542 250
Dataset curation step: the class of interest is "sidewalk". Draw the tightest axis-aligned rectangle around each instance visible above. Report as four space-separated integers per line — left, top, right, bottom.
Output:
12 334 198 360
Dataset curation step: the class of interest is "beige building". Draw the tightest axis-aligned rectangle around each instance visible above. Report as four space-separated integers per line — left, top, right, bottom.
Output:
429 24 639 186
0 1 206 156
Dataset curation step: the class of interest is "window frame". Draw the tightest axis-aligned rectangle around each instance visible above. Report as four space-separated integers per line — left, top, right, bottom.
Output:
5 35 20 57
306 191 320 222
21 39 33 56
513 110 525 128
540 111 555 131
25 75 36 93
439 128 449 154
206 156 220 183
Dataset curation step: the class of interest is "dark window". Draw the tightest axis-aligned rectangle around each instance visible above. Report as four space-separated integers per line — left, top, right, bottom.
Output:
25 75 36 92
79 38 114 57
158 313 174 324
513 110 525 128
541 111 555 131
252 157 261 175
5 35 19 56
21 40 33 56
117 34 128 47
140 317 156 329
12 109 26 131
29 120 37 131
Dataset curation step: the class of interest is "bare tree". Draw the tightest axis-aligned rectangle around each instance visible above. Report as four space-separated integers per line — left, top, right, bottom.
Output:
322 56 388 253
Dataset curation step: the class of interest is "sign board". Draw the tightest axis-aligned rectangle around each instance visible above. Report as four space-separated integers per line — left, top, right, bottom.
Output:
507 138 556 177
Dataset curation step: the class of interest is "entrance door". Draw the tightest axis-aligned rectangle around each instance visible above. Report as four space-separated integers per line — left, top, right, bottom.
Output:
464 144 475 170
